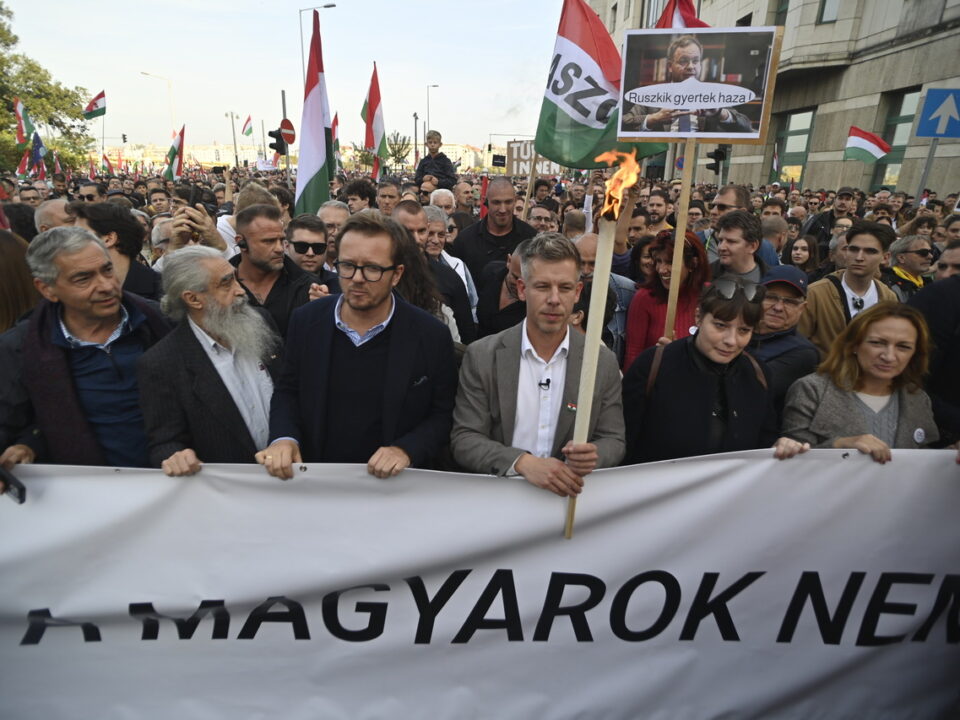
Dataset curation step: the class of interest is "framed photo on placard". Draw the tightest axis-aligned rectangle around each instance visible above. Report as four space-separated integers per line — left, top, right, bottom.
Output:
617 27 782 144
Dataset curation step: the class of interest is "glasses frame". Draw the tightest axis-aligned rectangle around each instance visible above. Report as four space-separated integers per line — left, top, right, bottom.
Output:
334 260 397 282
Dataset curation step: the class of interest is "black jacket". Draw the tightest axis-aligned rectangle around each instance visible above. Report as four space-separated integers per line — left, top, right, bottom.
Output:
622 336 778 464
124 259 163 302
908 276 960 445
750 327 818 419
429 260 477 344
137 313 281 466
450 217 537 284
414 153 457 189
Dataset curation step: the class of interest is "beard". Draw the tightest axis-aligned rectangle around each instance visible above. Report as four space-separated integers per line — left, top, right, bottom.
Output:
202 297 280 364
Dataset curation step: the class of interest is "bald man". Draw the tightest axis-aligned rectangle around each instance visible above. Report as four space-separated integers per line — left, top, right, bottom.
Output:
449 177 537 284
34 199 76 233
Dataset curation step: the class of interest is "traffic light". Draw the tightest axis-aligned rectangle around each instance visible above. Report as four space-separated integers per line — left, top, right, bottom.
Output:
268 128 288 156
705 146 726 175
122 133 127 143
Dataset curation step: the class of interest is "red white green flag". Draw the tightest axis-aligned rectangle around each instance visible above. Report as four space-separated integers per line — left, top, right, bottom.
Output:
361 63 389 179
294 10 334 214
53 151 63 174
163 125 186 181
13 97 35 146
88 157 97 180
102 154 114 175
655 0 710 28
83 90 107 120
16 149 30 178
242 115 253 137
332 112 341 169
843 126 891 163
534 0 667 168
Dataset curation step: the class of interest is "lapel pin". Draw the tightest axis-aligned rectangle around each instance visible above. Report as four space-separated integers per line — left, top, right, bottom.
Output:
566 403 577 413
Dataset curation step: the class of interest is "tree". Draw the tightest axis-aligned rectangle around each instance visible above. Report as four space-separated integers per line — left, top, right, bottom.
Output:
0 1 94 172
351 142 374 172
386 131 411 172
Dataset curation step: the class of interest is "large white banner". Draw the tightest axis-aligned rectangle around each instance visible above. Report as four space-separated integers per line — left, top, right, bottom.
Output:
1 451 958 719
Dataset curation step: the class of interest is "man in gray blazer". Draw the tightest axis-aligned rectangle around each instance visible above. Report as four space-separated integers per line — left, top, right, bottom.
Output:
451 233 625 497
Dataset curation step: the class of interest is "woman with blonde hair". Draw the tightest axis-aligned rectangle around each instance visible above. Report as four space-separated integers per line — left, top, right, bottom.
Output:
781 302 938 463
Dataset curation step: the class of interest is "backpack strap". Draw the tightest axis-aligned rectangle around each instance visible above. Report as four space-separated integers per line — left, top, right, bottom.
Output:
825 274 852 323
742 350 768 391
646 344 666 397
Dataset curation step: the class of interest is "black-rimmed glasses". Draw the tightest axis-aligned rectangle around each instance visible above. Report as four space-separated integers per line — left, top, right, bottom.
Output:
334 260 396 282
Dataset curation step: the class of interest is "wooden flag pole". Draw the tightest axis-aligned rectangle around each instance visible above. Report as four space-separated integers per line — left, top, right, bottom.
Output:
663 137 697 340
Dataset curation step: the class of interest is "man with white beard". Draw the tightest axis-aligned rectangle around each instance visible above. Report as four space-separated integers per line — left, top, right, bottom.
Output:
137 246 281 475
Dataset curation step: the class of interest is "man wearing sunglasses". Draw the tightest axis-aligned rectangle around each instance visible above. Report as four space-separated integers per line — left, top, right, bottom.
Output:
799 221 898 357
258 212 457 481
881 234 933 301
78 182 105 204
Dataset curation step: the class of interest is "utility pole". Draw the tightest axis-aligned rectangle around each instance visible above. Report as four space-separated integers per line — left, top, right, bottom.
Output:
226 112 240 167
413 112 419 166
281 90 291 176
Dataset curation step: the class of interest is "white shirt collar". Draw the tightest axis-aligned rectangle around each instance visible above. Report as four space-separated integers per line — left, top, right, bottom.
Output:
520 319 570 365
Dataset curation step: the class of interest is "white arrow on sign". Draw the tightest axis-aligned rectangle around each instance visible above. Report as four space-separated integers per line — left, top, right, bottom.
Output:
930 94 959 134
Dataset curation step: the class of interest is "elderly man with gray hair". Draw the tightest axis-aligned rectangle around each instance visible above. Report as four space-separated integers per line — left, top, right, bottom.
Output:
137 246 281 476
0 227 170 487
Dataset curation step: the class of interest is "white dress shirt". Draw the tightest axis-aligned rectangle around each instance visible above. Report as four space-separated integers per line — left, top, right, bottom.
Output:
511 321 570 459
188 318 273 449
841 274 879 318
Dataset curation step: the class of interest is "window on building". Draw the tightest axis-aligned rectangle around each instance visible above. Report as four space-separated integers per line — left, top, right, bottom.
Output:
624 0 632 22
610 2 618 26
737 13 753 26
871 88 921 190
773 0 789 26
774 110 815 185
817 0 839 23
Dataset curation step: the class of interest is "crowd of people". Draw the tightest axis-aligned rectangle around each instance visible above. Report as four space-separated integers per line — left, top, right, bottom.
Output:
2 130 959 499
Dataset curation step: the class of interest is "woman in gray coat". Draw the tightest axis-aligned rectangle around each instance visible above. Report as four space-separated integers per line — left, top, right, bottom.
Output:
782 302 938 463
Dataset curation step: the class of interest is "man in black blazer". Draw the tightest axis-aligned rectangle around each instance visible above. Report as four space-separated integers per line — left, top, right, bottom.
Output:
258 212 457 480
138 246 282 475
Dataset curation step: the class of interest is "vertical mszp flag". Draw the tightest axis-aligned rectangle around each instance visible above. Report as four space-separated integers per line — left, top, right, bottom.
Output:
534 0 667 169
83 91 106 120
242 115 253 137
361 63 389 179
294 9 334 215
163 126 186 181
13 98 35 145
844 126 891 163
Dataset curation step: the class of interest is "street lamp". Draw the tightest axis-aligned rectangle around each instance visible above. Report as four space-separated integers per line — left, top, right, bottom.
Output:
413 112 419 166
426 84 439 141
299 4 337 87
140 71 176 137
225 112 240 168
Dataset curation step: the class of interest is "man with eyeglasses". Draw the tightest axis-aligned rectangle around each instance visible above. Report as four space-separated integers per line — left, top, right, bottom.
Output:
799 221 898 357
621 35 752 134
881 234 933 301
751 266 818 417
258 212 457 480
18 186 41 208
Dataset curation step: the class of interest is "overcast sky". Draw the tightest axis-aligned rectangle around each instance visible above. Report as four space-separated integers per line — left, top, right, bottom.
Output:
10 0 565 151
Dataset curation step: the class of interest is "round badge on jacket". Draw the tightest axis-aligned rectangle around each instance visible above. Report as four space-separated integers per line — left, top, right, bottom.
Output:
913 428 925 444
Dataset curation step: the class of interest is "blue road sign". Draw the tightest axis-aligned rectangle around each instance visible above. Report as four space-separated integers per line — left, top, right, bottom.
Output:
916 89 960 138
675 156 684 170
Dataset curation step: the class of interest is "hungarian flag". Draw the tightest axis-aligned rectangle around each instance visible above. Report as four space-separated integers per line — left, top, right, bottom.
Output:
331 112 341 170
843 126 891 163
83 91 107 119
534 0 667 169
53 151 63 174
361 63 389 179
163 125 186 181
242 115 253 137
88 157 97 180
655 0 710 28
102 154 114 175
13 97 35 145
16 149 30 178
294 9 334 214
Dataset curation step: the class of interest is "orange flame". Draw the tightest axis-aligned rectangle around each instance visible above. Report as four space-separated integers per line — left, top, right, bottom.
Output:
595 149 640 219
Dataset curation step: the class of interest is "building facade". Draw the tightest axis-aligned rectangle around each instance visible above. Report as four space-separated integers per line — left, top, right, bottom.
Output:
590 0 960 194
